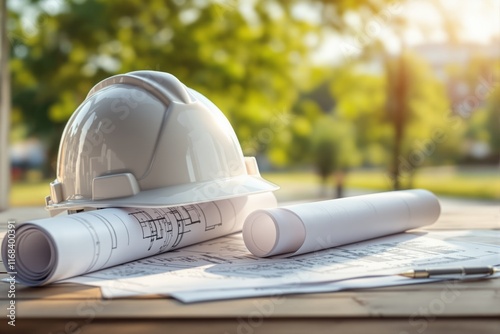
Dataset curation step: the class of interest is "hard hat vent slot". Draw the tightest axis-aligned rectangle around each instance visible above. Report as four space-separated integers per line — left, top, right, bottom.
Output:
92 173 140 201
244 157 260 176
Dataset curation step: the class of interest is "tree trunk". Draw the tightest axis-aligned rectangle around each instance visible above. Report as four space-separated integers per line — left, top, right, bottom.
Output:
0 0 11 211
334 170 345 198
388 53 407 191
319 175 328 197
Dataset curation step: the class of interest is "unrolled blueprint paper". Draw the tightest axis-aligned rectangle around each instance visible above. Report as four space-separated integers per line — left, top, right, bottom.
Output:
1 192 276 286
243 189 440 257
67 231 499 301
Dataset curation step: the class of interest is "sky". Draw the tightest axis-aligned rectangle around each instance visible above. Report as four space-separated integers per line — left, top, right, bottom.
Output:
312 0 500 64
404 0 499 45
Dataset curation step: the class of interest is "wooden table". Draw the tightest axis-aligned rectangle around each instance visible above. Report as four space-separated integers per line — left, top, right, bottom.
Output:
0 198 499 334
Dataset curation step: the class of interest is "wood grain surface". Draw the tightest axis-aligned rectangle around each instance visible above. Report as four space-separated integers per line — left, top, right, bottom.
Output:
0 198 498 334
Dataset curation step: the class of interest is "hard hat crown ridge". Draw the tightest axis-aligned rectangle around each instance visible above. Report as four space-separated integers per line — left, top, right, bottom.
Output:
87 71 194 105
46 71 278 214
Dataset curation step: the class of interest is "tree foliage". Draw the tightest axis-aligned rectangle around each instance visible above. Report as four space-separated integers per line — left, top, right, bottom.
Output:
330 66 390 167
311 115 361 175
452 54 500 161
7 0 317 167
7 0 495 189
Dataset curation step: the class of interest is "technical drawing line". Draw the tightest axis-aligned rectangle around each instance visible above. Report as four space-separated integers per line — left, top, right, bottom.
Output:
88 212 119 250
112 213 131 246
70 215 101 273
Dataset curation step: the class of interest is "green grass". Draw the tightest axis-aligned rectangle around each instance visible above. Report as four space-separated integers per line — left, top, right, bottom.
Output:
10 180 50 207
9 166 500 206
264 166 500 200
412 168 500 199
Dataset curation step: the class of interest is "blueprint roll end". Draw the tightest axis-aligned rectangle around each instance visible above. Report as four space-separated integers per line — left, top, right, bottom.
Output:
2 223 57 286
243 211 277 257
242 208 305 257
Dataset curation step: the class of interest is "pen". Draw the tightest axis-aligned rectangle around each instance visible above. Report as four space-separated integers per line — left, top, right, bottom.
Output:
399 266 499 278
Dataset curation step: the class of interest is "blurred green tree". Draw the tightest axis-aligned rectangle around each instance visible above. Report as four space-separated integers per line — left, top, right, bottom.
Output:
451 54 500 162
296 52 458 194
311 115 361 198
283 65 387 197
330 66 390 167
385 51 463 189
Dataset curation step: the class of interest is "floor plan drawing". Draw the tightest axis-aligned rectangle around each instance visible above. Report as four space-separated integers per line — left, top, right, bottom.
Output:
129 209 174 252
127 203 223 252
166 205 202 248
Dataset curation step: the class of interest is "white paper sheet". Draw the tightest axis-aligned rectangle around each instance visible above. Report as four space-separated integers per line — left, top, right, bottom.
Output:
171 276 442 303
1 192 277 286
172 230 500 302
242 189 441 257
62 231 500 301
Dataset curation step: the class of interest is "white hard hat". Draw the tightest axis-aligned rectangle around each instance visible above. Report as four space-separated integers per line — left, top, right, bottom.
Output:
45 71 278 214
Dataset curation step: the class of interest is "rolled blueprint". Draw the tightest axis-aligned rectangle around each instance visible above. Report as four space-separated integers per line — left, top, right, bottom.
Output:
2 192 276 286
242 189 440 257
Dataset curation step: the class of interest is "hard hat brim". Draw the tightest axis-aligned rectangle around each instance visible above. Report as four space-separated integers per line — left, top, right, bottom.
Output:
46 175 279 211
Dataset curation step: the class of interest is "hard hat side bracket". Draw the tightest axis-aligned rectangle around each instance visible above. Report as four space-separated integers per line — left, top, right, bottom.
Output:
92 173 140 201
